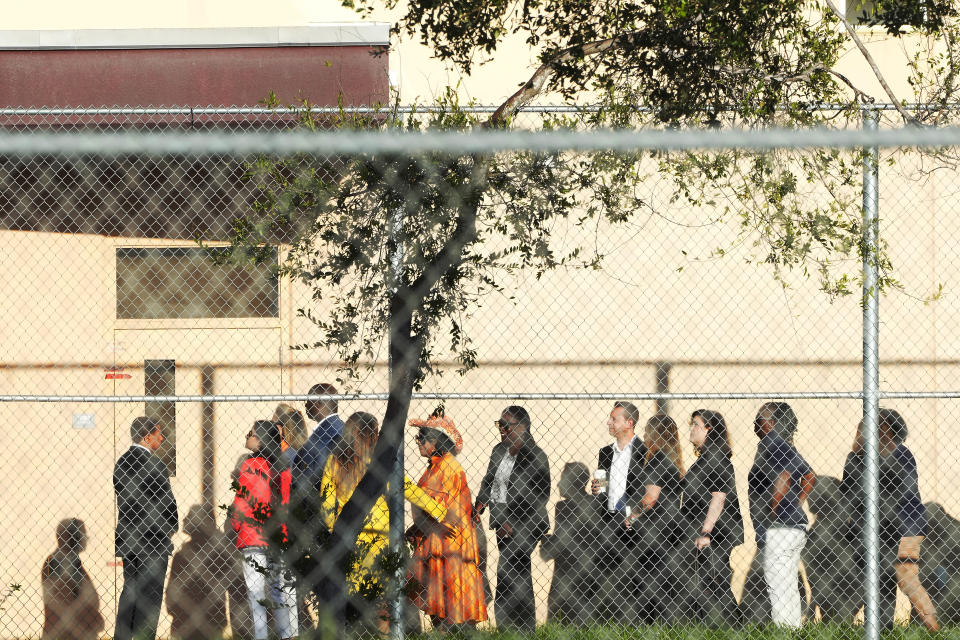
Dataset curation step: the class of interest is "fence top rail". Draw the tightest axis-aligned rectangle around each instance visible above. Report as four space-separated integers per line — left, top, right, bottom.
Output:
0 125 954 156
0 392 873 403
0 103 951 116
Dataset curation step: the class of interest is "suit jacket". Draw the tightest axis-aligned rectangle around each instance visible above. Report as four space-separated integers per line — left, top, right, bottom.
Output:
476 437 551 541
114 445 179 558
294 413 345 488
597 435 647 512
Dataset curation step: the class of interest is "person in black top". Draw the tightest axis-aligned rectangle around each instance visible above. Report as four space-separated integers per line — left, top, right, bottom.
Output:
624 414 684 624
840 408 939 631
747 402 815 629
474 405 551 631
679 409 744 626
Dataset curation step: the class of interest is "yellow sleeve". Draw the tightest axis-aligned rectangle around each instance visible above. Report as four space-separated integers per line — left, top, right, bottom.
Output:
404 475 447 522
319 457 339 531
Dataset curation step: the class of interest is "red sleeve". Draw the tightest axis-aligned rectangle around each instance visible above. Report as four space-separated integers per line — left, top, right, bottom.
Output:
233 458 271 528
280 468 292 506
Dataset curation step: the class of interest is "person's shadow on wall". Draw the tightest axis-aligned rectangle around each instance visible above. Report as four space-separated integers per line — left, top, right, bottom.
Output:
166 504 250 640
41 518 104 640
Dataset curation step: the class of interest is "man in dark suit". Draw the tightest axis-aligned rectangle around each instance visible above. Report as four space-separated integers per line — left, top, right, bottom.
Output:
290 382 345 598
114 416 179 640
295 382 345 486
475 405 551 631
590 401 647 622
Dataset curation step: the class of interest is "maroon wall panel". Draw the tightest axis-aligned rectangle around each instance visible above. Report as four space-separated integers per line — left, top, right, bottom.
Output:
0 46 388 107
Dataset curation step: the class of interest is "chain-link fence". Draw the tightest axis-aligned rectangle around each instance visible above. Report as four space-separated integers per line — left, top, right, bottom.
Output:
0 106 957 640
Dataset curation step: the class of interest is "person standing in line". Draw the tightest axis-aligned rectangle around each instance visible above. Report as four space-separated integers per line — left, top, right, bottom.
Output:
114 416 179 640
840 408 939 631
590 401 647 623
295 382 346 486
624 414 684 624
747 402 816 629
274 403 309 466
231 420 298 640
408 410 488 630
679 409 745 626
474 406 550 631
320 411 453 632
271 403 313 630
290 382 346 592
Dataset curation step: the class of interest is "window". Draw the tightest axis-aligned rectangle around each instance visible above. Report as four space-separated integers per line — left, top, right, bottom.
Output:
116 247 279 319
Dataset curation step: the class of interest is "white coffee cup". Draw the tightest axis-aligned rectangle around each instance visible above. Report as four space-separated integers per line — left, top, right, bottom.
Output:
593 469 607 492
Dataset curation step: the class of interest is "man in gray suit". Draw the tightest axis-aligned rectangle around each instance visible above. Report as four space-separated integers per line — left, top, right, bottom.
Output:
114 416 179 640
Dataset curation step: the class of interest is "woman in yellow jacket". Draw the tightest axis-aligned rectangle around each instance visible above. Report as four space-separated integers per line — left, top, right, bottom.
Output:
319 410 449 633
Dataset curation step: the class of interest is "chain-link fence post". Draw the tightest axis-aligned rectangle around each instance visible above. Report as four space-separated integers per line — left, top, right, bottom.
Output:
387 201 406 640
861 105 881 640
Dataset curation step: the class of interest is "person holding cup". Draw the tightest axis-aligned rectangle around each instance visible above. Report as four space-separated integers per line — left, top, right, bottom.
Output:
590 401 647 623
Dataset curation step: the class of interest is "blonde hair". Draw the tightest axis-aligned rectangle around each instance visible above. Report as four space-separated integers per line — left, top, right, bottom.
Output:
273 403 308 450
332 411 379 495
645 414 684 474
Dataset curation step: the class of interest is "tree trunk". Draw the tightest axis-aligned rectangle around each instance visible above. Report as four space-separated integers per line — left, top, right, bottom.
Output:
316 291 422 635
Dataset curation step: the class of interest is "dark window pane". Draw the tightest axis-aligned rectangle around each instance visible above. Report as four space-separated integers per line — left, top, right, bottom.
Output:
116 247 279 319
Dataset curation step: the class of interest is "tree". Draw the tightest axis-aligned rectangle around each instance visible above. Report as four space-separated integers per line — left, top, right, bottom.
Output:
226 0 960 632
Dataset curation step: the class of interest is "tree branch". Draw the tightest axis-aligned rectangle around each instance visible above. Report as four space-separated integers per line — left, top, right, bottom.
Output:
822 0 918 124
486 31 647 128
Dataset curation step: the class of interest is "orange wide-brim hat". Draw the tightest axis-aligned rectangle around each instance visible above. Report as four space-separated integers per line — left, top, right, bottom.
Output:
409 413 463 455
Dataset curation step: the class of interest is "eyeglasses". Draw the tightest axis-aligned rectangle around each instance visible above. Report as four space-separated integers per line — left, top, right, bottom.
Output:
495 419 519 432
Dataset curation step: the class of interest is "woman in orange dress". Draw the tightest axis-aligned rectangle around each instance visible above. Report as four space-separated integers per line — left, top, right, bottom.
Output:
407 411 488 629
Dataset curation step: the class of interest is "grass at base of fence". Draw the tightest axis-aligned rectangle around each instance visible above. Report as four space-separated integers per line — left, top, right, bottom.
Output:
403 622 948 640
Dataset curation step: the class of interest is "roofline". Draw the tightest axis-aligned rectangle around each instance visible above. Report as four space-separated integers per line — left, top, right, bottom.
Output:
0 24 391 50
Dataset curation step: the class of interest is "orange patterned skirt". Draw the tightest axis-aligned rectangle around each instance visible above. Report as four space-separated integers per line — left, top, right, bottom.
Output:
409 521 488 623
408 453 488 624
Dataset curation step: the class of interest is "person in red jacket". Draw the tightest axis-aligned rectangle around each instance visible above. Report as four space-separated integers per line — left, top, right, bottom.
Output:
231 420 298 640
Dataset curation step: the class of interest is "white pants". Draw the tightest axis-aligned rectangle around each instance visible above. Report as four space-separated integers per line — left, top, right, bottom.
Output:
241 547 299 640
763 527 806 629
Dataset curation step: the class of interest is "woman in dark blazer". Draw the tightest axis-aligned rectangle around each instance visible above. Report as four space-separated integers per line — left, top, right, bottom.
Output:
474 405 551 631
680 409 745 626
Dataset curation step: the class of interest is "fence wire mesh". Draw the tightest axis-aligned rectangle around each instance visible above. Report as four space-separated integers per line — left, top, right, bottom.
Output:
0 106 956 640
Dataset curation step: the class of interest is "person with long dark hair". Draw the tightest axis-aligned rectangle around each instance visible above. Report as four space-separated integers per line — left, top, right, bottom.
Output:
231 419 298 640
679 409 744 626
624 414 684 624
840 408 939 631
